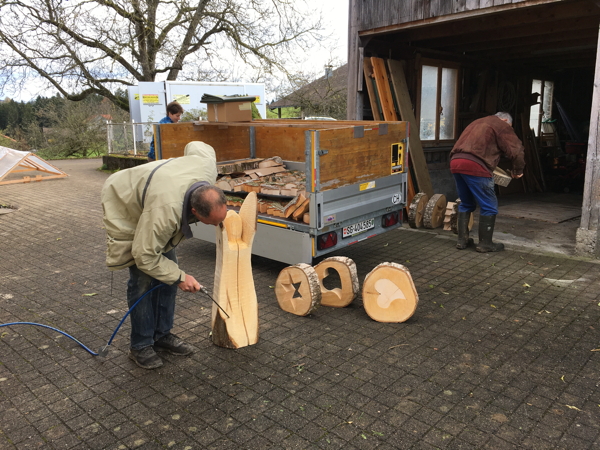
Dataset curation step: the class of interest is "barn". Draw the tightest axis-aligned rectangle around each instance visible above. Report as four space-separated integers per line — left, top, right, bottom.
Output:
346 0 600 255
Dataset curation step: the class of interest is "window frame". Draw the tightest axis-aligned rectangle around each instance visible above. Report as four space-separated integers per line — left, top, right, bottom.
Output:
416 58 460 147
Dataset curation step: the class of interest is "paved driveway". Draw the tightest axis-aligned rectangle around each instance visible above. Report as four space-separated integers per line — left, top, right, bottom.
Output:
1 158 600 449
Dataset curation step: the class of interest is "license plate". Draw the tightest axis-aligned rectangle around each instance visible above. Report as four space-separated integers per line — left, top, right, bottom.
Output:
343 218 375 238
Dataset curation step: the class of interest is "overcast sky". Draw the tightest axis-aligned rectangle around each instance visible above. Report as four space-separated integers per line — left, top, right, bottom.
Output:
8 0 349 102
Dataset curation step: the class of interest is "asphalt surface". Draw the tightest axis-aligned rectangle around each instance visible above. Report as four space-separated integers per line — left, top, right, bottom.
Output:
1 159 600 449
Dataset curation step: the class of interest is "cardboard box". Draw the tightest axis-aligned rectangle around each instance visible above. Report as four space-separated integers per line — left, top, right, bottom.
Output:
207 101 252 122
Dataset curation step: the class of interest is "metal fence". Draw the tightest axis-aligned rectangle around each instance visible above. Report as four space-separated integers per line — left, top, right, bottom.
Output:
106 121 153 156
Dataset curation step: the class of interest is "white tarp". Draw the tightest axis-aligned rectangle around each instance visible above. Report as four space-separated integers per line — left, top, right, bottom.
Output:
0 146 68 185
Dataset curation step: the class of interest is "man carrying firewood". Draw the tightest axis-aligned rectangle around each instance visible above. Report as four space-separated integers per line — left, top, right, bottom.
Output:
450 112 525 252
101 141 228 369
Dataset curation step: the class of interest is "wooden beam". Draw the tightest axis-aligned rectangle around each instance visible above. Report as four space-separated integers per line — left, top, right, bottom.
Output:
370 57 398 121
386 59 434 197
577 23 600 230
363 57 382 120
417 14 600 50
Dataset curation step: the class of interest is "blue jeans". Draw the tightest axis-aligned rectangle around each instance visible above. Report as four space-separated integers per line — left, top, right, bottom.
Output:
453 173 498 216
127 249 178 350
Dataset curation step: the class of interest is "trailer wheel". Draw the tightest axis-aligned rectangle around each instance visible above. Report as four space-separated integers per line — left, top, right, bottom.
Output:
407 192 429 228
423 194 447 229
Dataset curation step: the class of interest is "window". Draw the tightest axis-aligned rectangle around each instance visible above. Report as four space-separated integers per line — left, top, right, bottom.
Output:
418 61 459 143
529 79 554 137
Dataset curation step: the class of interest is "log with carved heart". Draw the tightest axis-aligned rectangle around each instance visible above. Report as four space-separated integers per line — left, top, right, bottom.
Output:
212 192 259 348
362 262 418 323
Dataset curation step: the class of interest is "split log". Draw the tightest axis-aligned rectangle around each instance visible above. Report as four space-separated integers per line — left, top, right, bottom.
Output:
212 192 259 348
216 179 233 191
284 194 305 218
292 198 310 220
258 156 283 168
314 257 359 308
275 264 321 316
303 213 310 224
407 192 429 228
423 194 447 229
362 262 418 323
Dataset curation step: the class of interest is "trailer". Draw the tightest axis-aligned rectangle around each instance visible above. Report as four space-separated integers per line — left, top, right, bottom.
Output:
156 119 408 264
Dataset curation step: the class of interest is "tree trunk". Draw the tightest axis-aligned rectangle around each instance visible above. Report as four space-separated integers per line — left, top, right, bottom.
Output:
362 262 418 323
314 256 359 307
408 192 429 228
212 192 259 348
423 194 447 229
275 263 321 316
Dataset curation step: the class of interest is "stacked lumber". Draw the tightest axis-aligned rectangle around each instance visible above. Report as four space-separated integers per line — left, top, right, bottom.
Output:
443 202 455 231
217 156 309 223
517 114 545 193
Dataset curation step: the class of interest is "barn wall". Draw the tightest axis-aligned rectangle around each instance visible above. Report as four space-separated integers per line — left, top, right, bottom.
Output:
356 0 556 31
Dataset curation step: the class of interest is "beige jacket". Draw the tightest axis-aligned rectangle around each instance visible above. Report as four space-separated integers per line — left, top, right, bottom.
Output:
101 142 217 284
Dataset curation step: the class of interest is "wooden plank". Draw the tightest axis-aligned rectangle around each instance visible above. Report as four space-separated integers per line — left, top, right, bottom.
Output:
363 56 382 120
454 0 467 13
386 59 434 197
254 127 307 162
158 122 250 161
317 122 408 190
370 57 398 121
466 0 481 10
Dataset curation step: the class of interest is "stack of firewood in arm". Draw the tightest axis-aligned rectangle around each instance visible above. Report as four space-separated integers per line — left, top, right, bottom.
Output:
214 157 310 223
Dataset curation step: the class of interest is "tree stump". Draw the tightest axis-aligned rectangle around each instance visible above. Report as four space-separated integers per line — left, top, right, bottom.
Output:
314 256 359 307
212 192 259 348
423 194 447 229
362 262 418 323
408 192 429 228
275 264 321 316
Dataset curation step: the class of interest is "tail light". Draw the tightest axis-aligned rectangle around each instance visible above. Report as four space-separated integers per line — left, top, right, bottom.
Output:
381 211 399 228
317 232 338 250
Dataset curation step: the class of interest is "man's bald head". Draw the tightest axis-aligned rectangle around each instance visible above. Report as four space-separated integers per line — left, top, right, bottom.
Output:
190 185 228 226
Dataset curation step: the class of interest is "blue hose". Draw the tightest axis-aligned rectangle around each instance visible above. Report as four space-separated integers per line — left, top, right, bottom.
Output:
0 284 166 357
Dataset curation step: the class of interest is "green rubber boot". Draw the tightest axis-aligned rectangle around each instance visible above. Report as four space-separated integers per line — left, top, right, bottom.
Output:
456 211 474 250
476 215 504 253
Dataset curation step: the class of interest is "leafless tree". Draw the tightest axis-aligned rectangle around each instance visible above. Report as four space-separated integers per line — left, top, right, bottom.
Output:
0 0 324 110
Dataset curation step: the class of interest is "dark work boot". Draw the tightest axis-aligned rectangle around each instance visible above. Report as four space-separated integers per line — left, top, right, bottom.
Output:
154 333 194 356
476 215 504 253
456 211 474 250
129 346 163 369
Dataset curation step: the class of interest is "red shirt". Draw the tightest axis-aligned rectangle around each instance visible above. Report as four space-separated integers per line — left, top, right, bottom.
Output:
450 157 491 178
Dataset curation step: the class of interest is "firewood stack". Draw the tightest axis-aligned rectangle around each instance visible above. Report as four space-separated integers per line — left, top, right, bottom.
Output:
215 157 309 223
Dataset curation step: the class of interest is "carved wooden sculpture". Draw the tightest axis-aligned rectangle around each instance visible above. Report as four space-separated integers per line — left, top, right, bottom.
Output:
314 257 359 307
275 264 321 316
212 192 259 348
362 262 418 323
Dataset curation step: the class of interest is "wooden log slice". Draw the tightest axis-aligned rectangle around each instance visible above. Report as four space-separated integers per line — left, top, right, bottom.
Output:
450 199 474 234
314 256 359 308
422 194 447 229
362 262 419 323
275 264 321 316
407 192 429 228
